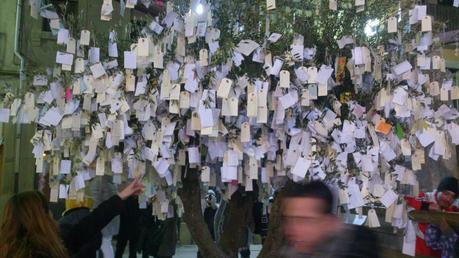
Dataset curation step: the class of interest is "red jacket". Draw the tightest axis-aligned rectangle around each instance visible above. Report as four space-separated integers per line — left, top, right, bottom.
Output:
405 192 459 257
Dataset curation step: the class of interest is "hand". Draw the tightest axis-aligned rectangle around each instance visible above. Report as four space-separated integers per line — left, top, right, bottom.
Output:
118 177 144 200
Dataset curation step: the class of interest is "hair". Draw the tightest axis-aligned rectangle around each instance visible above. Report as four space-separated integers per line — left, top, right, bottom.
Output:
283 181 334 214
0 191 69 258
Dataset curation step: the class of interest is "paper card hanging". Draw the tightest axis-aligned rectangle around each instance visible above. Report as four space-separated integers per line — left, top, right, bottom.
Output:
36 157 44 173
440 87 449 101
50 184 59 203
429 81 440 96
267 0 276 10
67 38 76 54
136 38 149 57
308 85 318 100
241 122 251 143
96 154 105 176
201 166 211 182
126 74 136 92
279 70 290 88
421 16 432 32
318 84 327 96
199 49 209 67
355 0 365 6
247 92 258 117
169 100 180 114
367 209 381 228
451 87 459 100
80 30 90 46
301 89 310 106
388 17 397 33
329 0 337 10
126 0 137 8
217 78 233 99
180 91 190 109
375 120 392 135
432 56 441 70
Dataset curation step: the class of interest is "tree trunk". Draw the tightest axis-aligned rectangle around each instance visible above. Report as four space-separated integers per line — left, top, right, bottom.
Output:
219 189 256 258
257 182 290 258
177 167 227 258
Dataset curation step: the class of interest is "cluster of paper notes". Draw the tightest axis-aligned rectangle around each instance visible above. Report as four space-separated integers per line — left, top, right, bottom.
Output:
2 2 458 225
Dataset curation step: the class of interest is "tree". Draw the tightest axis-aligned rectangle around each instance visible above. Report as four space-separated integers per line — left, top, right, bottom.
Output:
13 1 457 258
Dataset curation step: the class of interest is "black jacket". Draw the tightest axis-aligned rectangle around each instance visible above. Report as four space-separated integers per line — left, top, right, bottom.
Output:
279 225 380 258
61 195 124 258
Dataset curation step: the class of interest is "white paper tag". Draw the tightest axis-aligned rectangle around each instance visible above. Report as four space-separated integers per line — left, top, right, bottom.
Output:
80 30 91 46
387 17 397 33
421 16 432 32
280 70 290 88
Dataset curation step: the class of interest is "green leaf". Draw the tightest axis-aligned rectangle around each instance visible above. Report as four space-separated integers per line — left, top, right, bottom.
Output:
395 123 404 139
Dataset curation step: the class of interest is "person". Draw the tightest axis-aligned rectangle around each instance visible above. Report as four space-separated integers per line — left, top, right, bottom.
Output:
197 189 219 258
115 196 141 258
91 175 120 258
138 201 178 258
279 180 380 258
404 176 459 257
59 200 98 258
0 177 144 258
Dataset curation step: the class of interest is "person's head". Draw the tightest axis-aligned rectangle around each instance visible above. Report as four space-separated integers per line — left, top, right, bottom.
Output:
0 191 69 258
281 181 339 254
436 177 458 209
206 189 217 206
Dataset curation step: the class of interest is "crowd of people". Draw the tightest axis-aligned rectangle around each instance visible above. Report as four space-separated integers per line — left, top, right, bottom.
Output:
0 176 458 258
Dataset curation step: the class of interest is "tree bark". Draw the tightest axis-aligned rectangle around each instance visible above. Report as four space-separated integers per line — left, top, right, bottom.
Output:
177 167 228 258
257 182 289 258
219 189 256 258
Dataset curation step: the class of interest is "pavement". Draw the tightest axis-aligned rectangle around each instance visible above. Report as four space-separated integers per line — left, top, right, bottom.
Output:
124 244 262 258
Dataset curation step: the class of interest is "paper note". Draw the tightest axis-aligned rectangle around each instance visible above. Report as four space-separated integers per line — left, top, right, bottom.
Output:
60 160 71 174
59 184 69 199
387 17 397 33
291 157 311 178
268 33 282 43
267 0 276 10
375 120 392 135
90 63 106 79
188 147 200 164
56 52 74 66
235 40 260 56
80 30 90 45
124 51 137 69
348 182 365 209
367 209 381 228
57 28 69 45
0 108 10 123
329 0 337 10
392 61 412 76
421 16 432 32
279 70 290 88
380 189 398 208
217 78 233 99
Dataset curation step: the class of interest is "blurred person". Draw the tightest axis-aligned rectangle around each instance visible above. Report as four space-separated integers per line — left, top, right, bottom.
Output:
405 176 459 257
0 177 144 258
280 181 380 258
115 196 141 258
59 198 97 258
91 175 119 258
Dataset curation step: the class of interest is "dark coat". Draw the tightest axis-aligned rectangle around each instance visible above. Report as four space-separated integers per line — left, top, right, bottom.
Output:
138 205 178 257
60 195 124 258
279 225 380 258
